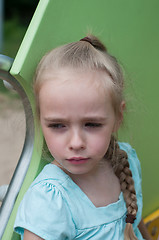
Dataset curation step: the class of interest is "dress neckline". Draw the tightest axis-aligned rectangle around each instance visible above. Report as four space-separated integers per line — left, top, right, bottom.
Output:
48 163 123 210
43 163 127 224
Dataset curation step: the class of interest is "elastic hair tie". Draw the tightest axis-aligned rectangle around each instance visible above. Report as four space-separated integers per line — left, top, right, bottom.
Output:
126 214 136 224
80 37 93 46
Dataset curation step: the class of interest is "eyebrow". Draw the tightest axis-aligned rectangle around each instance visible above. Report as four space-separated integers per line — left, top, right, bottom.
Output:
44 117 108 123
82 117 108 122
44 118 67 123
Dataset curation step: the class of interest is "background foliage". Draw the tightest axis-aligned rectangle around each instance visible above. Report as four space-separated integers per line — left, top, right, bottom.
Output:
5 0 38 24
0 0 39 93
3 0 39 57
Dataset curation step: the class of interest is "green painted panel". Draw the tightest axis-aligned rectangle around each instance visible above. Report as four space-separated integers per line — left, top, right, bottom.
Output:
4 1 159 238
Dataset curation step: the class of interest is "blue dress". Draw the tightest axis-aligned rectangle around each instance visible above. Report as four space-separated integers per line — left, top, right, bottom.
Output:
14 143 144 239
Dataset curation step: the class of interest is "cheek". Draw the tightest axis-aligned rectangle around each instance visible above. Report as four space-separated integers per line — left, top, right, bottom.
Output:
45 137 60 152
90 135 111 156
44 133 65 158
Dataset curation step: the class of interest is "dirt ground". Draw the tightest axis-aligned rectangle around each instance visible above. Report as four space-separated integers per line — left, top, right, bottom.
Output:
0 93 26 186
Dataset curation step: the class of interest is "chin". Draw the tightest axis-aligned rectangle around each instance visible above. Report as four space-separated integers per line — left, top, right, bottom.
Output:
67 167 93 176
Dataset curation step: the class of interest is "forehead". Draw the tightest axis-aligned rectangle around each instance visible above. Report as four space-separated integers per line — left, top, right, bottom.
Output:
38 68 115 118
39 67 113 94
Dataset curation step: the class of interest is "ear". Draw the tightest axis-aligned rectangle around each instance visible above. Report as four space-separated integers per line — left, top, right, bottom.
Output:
113 101 126 132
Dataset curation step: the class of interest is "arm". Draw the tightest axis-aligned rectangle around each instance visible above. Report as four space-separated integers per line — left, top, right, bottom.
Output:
138 219 152 240
24 229 44 240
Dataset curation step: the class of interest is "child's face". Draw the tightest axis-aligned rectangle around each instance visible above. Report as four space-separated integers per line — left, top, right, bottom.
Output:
39 68 120 177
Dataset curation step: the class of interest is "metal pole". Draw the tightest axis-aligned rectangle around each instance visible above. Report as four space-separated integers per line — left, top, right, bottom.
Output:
0 0 4 53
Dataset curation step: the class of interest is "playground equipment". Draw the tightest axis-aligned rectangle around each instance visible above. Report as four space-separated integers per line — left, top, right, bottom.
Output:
0 0 159 239
0 54 37 239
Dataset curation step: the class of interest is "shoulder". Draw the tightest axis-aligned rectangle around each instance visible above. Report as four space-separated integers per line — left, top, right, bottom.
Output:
23 164 72 209
14 164 76 239
32 163 70 186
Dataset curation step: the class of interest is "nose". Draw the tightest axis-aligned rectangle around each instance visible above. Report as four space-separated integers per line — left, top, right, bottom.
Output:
69 129 86 151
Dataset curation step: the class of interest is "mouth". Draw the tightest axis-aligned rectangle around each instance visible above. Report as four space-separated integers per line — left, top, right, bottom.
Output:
66 157 89 165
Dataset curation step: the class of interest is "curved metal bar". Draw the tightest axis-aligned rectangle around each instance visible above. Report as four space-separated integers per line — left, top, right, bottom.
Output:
0 55 34 238
0 54 14 71
0 185 8 202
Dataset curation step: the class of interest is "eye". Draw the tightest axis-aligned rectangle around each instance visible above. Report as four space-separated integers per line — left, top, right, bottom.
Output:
85 122 102 128
48 123 66 129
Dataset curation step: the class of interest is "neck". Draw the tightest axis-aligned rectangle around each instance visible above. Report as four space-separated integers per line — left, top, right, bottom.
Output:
69 160 113 187
69 160 121 208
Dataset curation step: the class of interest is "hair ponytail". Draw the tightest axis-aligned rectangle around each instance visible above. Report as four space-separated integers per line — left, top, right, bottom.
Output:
106 136 138 240
124 223 138 240
80 35 107 52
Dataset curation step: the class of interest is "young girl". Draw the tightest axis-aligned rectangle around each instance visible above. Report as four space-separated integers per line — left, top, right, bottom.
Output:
14 35 151 240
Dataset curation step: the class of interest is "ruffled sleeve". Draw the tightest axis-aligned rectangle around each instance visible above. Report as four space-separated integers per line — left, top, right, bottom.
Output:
14 180 76 240
119 142 143 229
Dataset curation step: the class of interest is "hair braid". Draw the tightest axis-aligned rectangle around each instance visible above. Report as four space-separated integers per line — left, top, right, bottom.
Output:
106 136 138 240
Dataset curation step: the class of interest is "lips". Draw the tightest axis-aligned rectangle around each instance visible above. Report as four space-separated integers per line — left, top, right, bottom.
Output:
66 157 89 165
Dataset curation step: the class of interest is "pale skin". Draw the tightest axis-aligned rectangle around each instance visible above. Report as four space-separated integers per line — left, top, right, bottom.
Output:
24 68 151 240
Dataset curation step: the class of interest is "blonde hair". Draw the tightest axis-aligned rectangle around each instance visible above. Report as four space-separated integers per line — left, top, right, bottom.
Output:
34 35 138 239
34 35 123 116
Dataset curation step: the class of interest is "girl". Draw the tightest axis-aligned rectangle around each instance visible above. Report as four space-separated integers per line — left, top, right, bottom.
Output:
14 35 151 239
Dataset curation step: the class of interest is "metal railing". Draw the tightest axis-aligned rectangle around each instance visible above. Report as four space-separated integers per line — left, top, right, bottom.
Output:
0 54 34 238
